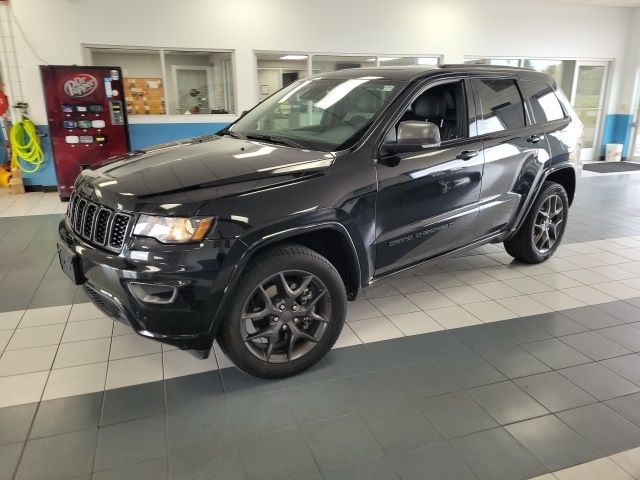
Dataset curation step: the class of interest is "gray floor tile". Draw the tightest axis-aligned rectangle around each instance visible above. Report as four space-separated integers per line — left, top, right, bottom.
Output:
528 311 589 337
169 444 245 480
605 392 640 428
514 371 597 412
239 426 319 480
220 367 283 399
404 331 473 362
303 414 382 471
521 338 591 369
505 415 601 471
435 353 506 388
468 381 549 425
289 377 364 423
279 359 335 388
94 416 167 471
30 393 102 438
596 324 640 351
561 306 623 329
93 459 169 480
559 362 639 401
601 354 640 386
360 402 441 454
557 403 640 455
480 345 551 379
594 301 640 323
450 427 547 480
166 401 235 453
165 371 226 413
559 331 631 360
0 443 22 480
417 390 498 438
15 428 97 480
101 382 164 426
0 403 37 445
230 389 298 439
389 441 477 480
322 456 400 480
323 344 379 378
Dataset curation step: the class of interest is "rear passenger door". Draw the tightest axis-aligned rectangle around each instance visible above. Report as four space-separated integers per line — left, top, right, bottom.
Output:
471 77 550 239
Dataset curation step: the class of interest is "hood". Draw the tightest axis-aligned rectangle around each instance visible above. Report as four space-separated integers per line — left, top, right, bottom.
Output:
78 135 334 213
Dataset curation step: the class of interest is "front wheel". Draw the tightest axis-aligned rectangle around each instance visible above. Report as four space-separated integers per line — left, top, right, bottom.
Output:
217 244 347 379
504 181 569 264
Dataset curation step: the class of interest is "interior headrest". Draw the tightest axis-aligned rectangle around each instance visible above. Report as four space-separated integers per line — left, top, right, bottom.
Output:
413 92 445 119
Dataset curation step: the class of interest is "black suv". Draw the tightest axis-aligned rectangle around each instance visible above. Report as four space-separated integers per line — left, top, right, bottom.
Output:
58 65 582 378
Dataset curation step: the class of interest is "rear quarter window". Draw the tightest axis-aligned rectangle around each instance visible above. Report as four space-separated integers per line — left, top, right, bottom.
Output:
522 80 567 123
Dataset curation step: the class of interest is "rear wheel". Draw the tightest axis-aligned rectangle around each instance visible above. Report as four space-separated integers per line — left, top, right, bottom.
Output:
504 181 569 263
217 244 346 379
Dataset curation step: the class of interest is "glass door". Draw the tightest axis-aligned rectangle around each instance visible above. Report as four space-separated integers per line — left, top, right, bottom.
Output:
571 61 608 161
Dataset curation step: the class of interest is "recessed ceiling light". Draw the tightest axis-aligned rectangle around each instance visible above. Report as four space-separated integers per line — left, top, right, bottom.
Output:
280 55 308 60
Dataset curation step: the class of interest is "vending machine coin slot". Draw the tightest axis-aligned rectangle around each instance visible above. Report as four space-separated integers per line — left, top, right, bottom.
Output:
109 100 124 125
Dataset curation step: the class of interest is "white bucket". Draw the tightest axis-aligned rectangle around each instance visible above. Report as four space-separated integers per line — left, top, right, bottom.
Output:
605 143 623 162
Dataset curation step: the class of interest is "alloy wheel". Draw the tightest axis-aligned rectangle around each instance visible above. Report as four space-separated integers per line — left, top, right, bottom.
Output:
533 194 564 254
240 270 331 363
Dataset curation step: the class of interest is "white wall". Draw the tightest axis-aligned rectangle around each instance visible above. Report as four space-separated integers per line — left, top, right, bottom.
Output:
3 0 638 125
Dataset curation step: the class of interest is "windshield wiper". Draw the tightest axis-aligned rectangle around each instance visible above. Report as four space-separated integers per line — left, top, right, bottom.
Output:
221 130 247 140
244 133 306 149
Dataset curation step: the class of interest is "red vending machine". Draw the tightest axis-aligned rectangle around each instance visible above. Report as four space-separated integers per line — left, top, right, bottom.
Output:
40 65 130 199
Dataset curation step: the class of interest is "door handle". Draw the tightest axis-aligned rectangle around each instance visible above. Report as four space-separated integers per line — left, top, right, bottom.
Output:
527 134 543 144
456 150 479 160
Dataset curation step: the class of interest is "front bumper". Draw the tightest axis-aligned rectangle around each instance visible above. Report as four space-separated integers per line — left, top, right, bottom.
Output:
58 218 226 354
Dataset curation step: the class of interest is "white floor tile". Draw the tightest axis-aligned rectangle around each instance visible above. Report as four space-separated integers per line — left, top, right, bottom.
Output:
562 268 615 285
532 273 584 289
553 457 633 480
42 362 108 401
112 321 133 336
496 295 552 316
0 331 10 353
213 342 235 369
592 281 640 300
364 282 400 299
439 285 490 305
451 269 497 285
105 354 163 389
0 345 57 377
53 337 111 369
419 272 466 289
510 263 555 276
405 290 456 310
611 447 640 479
471 281 522 299
387 276 433 294
163 349 218 379
19 305 71 328
425 305 482 329
369 295 420 316
6 324 65 351
529 291 586 310
61 317 113 343
590 265 638 281
541 257 583 273
332 324 363 349
345 299 383 322
462 300 518 323
432 257 474 272
0 310 24 331
109 333 162 360
481 265 526 281
67 302 105 322
0 371 48 408
509 277 555 295
349 317 404 343
561 285 618 305
458 254 502 268
618 248 640 261
387 311 444 336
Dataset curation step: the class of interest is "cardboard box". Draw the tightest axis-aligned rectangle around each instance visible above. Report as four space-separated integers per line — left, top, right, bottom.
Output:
9 178 25 195
10 168 23 180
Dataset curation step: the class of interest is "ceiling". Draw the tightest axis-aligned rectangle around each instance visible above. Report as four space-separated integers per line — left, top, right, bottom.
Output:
512 0 640 6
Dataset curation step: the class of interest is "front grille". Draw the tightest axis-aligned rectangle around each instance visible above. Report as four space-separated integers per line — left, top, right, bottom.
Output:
67 191 133 252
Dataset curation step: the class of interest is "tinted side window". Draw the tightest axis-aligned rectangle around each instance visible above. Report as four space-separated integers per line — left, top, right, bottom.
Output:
523 81 566 123
475 79 526 134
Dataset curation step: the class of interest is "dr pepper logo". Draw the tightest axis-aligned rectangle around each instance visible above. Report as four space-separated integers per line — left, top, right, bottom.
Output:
62 73 98 98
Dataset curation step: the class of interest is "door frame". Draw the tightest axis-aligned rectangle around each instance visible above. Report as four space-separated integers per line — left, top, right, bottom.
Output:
570 60 610 161
170 64 215 113
629 89 640 162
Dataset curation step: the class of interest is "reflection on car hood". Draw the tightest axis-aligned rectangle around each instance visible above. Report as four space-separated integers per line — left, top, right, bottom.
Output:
80 135 335 202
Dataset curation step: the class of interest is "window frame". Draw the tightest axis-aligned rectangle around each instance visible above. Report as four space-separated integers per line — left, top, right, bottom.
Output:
82 44 237 120
518 79 570 126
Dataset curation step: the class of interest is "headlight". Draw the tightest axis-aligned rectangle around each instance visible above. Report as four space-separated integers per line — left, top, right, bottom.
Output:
133 215 214 244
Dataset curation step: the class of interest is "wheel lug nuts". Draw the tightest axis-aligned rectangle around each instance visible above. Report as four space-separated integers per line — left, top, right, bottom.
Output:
292 305 298 311
279 305 285 310
282 325 288 330
273 316 279 322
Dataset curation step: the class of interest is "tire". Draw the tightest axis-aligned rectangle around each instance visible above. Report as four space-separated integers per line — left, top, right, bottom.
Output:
504 181 569 264
217 244 347 379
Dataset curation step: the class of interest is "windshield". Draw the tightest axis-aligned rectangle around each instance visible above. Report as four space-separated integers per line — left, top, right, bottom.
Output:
229 76 402 151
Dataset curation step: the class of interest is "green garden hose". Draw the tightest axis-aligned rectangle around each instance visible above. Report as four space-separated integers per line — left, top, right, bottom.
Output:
10 117 44 173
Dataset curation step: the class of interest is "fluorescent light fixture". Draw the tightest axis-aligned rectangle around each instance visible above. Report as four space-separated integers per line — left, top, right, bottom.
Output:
315 79 369 110
280 55 308 60
417 57 439 65
378 57 399 62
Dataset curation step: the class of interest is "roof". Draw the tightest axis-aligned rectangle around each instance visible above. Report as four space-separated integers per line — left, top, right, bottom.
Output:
310 64 552 83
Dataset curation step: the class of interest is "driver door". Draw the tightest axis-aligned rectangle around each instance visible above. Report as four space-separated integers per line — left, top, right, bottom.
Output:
374 78 484 276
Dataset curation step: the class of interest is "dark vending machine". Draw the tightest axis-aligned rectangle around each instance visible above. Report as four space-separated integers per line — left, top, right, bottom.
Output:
40 65 130 199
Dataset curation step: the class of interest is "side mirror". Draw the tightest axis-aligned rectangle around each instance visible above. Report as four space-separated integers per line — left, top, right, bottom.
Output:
385 121 441 154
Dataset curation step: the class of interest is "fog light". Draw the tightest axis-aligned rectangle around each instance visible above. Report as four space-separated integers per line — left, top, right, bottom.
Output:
128 282 177 304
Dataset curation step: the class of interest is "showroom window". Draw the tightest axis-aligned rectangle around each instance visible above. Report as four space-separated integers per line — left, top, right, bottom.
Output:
256 52 441 102
86 47 235 115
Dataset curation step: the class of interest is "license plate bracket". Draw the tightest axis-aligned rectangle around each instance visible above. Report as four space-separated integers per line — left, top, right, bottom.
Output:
57 242 84 285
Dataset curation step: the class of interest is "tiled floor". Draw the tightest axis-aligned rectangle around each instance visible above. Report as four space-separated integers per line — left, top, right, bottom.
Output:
2 173 640 479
